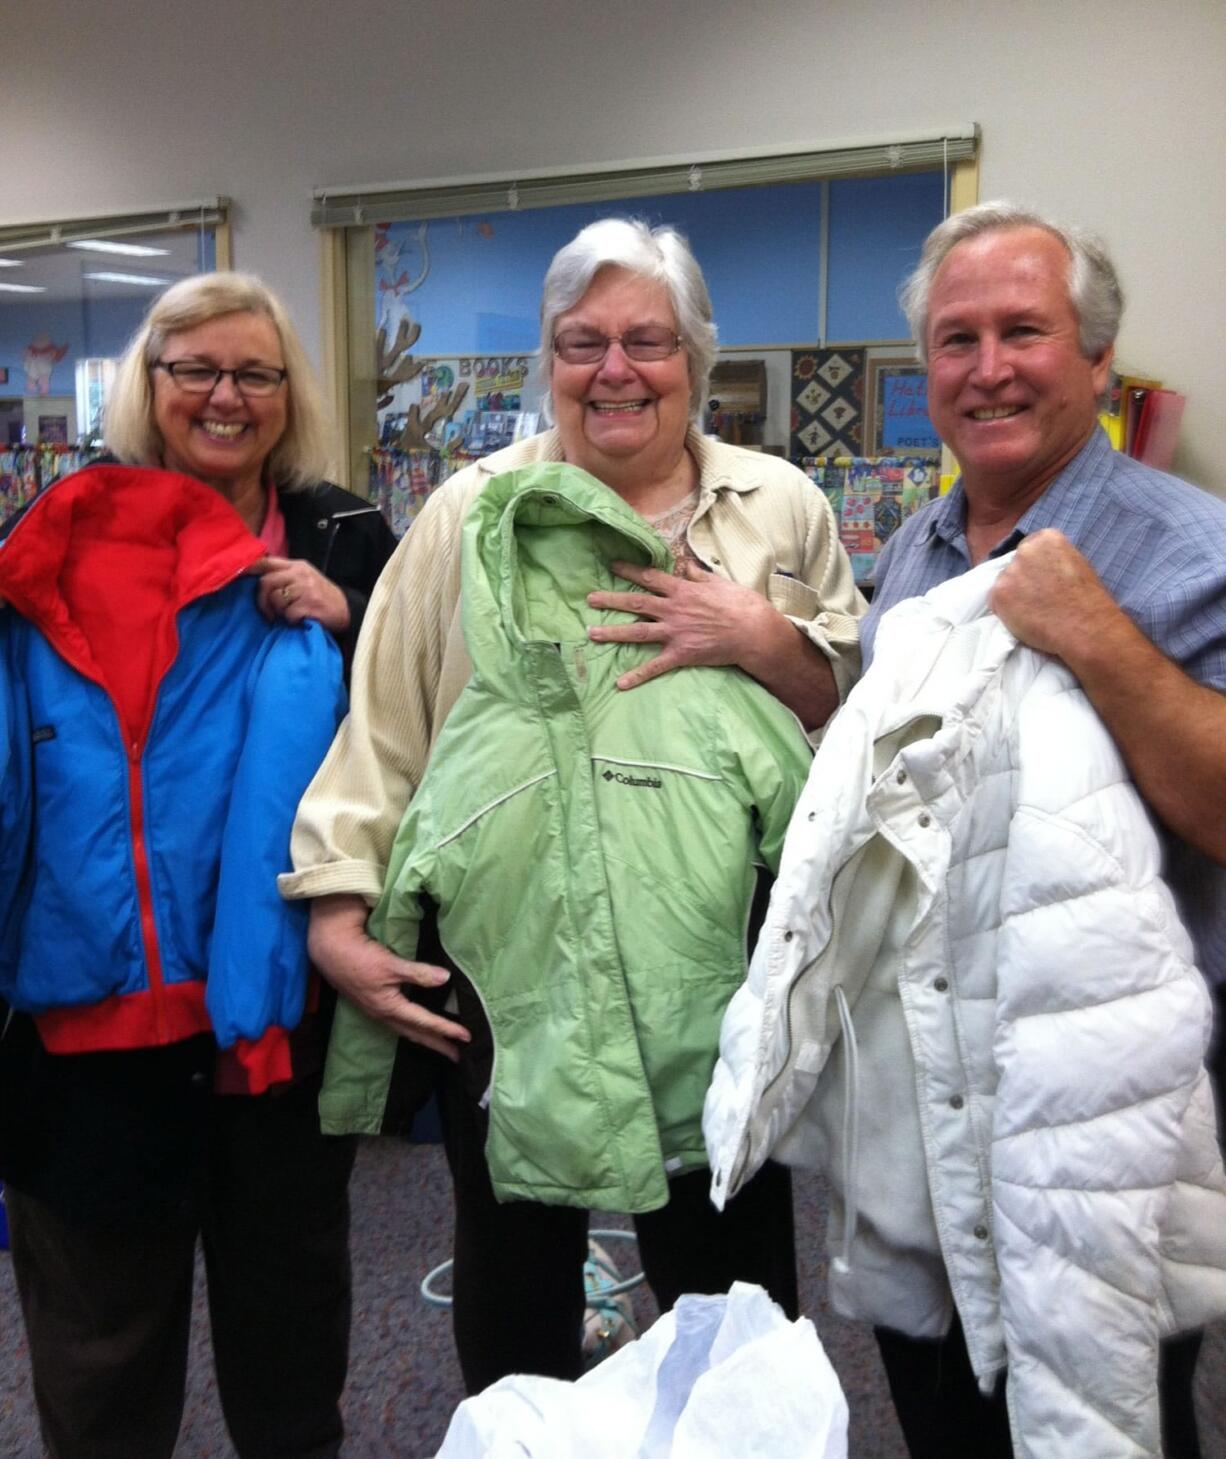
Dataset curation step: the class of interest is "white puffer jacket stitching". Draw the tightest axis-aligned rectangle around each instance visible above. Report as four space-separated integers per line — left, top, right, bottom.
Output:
704 556 1226 1459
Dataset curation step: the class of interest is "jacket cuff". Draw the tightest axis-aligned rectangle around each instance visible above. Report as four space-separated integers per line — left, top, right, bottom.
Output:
789 611 863 706
277 861 386 904
216 1029 296 1095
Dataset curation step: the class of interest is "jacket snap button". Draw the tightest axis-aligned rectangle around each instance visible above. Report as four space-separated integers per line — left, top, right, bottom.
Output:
934 976 949 992
949 1093 964 1110
974 1223 989 1241
316 519 328 530
918 812 932 828
896 769 907 784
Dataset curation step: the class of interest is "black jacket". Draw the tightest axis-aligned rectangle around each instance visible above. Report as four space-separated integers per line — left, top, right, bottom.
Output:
277 479 397 672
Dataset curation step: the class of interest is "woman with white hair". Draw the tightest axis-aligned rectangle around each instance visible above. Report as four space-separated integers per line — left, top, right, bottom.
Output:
0 272 395 1459
283 218 865 1389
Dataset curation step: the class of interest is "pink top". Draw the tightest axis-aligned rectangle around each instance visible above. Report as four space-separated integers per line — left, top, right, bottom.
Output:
257 486 289 557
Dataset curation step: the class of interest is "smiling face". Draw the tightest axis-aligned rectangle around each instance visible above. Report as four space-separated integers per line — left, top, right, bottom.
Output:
925 226 1112 505
151 311 289 499
549 267 692 486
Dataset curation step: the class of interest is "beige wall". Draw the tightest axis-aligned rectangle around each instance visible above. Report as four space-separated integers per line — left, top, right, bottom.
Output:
9 0 1225 489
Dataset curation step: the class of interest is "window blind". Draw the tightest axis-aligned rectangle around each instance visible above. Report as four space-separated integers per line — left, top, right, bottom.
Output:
312 130 978 229
0 200 229 254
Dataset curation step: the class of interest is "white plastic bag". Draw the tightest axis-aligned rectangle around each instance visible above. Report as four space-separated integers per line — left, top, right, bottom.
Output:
436 1282 849 1459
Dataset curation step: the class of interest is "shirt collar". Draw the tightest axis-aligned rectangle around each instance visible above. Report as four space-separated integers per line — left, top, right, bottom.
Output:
1011 426 1113 538
686 427 759 495
925 425 1112 559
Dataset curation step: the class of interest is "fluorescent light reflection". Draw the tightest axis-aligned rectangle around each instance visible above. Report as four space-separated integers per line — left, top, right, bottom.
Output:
68 240 170 258
83 271 170 286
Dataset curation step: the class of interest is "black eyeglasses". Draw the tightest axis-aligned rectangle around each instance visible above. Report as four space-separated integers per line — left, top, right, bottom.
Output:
153 360 289 397
552 326 683 366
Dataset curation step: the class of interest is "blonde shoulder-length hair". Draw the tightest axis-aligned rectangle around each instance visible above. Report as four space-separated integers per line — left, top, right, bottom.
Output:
104 271 334 489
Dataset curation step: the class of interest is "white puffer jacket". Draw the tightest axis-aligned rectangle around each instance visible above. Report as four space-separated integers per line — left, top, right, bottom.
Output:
704 556 1226 1459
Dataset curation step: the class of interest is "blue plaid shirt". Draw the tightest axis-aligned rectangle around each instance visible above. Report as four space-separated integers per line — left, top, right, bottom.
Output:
861 426 1226 985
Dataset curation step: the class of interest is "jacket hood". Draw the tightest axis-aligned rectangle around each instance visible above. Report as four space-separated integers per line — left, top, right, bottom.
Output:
0 463 261 619
461 462 673 699
0 464 264 747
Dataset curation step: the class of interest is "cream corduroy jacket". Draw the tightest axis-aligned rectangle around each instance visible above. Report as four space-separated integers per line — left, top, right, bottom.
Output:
280 429 864 902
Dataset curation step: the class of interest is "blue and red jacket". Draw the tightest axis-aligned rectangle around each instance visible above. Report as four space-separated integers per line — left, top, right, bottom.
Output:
0 466 345 1093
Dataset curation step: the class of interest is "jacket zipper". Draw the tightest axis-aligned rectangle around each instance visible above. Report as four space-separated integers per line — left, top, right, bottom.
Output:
319 505 383 577
114 563 258 1043
126 737 168 1040
118 560 260 1036
114 568 257 1041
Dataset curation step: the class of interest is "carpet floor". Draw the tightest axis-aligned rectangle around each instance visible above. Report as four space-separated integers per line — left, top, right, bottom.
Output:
2 1137 1223 1457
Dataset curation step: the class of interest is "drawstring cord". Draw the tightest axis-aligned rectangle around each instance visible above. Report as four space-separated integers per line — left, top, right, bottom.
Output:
831 984 860 1278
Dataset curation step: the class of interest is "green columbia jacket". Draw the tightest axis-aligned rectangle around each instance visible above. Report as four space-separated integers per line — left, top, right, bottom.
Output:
320 462 813 1212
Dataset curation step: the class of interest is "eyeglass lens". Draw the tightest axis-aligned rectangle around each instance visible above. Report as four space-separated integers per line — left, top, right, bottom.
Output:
159 361 286 396
553 327 679 364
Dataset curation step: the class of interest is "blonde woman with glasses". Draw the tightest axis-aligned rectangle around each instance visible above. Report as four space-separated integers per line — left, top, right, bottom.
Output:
0 272 395 1459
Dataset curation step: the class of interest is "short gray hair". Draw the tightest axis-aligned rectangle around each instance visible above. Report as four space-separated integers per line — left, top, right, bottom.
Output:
104 271 334 489
900 201 1124 363
538 218 717 421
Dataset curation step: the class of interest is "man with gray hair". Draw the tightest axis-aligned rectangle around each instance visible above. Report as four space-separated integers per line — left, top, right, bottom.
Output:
859 201 1226 1458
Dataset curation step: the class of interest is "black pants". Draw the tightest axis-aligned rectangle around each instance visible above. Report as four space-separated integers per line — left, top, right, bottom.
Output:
877 1309 1211 1459
7 1073 355 1459
438 1059 798 1395
875 1315 1014 1459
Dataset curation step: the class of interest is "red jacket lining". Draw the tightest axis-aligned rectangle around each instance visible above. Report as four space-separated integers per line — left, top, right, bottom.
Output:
0 466 263 748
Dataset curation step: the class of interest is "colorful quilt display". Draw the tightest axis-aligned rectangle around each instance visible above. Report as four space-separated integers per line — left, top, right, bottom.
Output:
790 349 865 459
801 456 939 587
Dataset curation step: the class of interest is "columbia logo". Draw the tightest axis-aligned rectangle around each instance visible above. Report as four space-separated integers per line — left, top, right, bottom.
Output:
601 769 662 790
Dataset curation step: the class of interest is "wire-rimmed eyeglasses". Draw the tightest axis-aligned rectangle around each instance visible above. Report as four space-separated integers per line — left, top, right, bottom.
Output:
552 327 682 366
